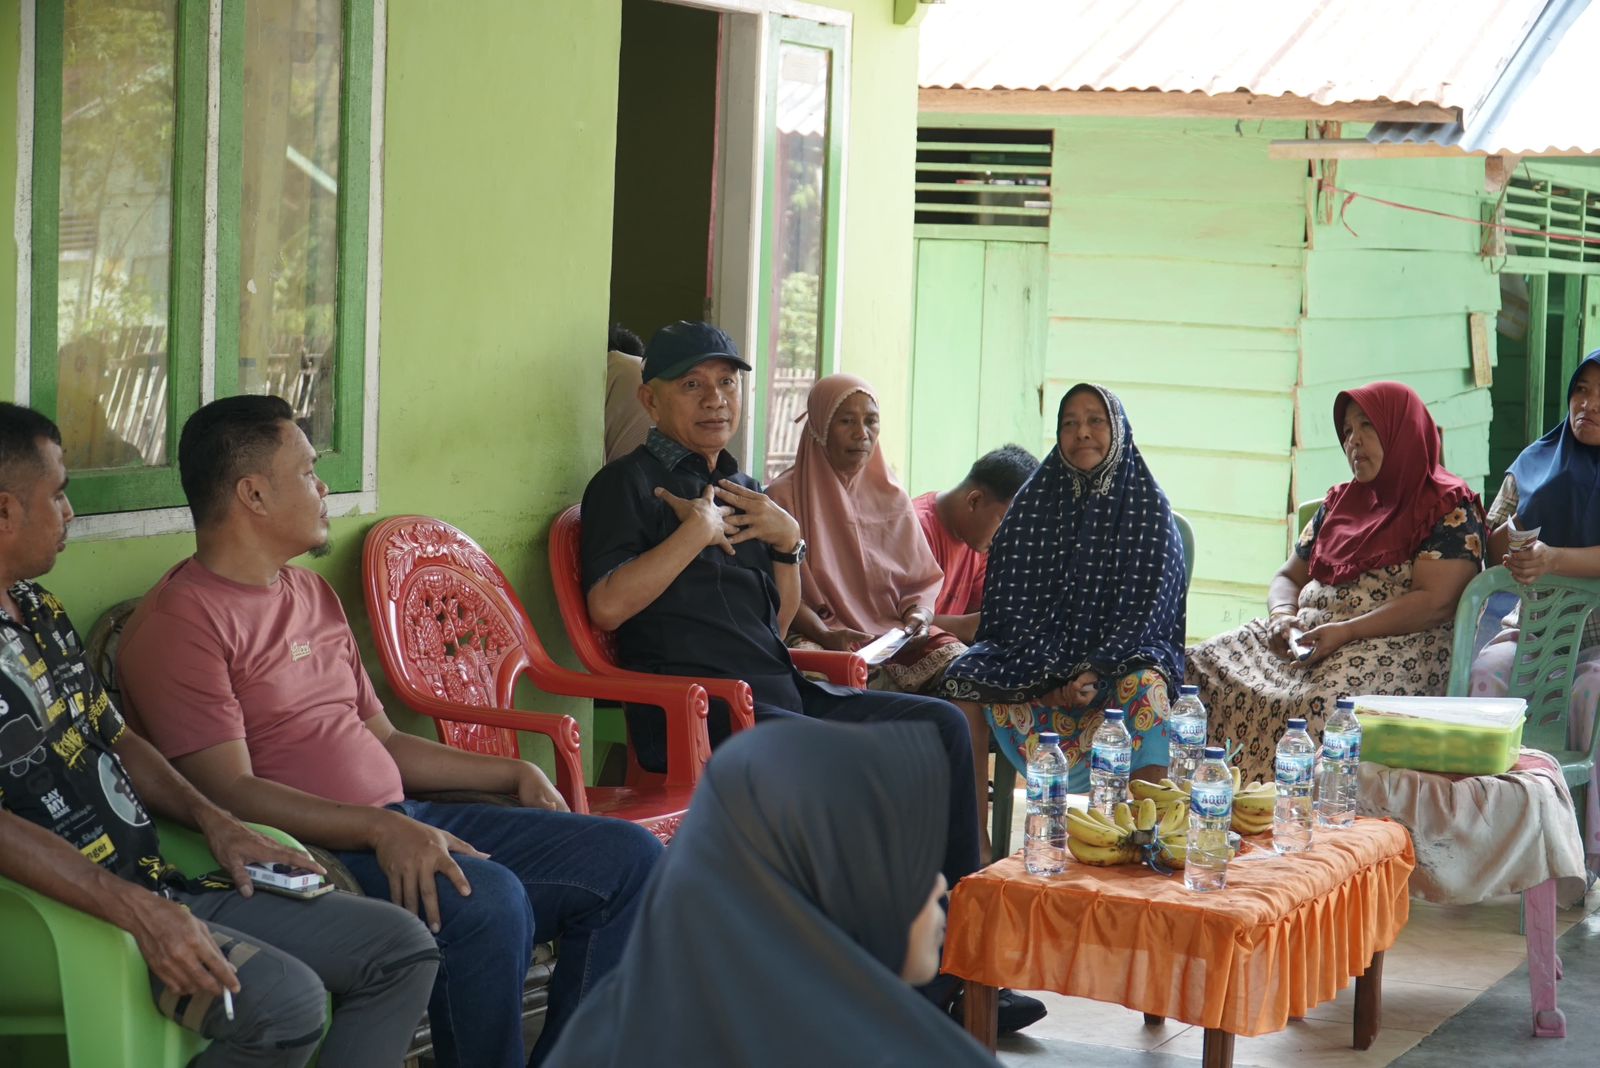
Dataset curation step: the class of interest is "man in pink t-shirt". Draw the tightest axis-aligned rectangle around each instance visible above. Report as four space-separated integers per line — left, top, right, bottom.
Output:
118 395 661 1068
912 445 1038 644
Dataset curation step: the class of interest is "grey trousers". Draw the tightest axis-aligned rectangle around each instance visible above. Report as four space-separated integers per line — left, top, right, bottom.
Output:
149 888 439 1068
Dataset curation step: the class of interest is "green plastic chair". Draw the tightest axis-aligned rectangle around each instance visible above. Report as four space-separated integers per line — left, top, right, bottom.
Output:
1445 566 1600 837
988 511 1196 861
1295 498 1321 543
0 820 308 1068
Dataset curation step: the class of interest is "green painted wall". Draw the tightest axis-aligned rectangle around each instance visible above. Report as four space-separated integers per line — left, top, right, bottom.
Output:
0 1 924 778
610 0 719 336
1299 146 1497 524
835 4 920 470
911 113 1498 642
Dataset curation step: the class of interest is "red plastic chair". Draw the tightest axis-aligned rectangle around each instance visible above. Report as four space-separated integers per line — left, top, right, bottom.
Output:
363 515 712 843
547 505 868 781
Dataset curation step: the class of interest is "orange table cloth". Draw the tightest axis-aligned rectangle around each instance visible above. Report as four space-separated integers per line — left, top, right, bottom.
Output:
944 818 1414 1037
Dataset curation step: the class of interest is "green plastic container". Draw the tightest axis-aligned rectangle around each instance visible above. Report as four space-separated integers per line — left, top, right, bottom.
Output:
1352 695 1526 776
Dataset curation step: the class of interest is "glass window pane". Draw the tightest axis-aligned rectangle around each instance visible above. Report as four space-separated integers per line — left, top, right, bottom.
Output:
763 42 829 482
238 0 341 448
57 0 177 471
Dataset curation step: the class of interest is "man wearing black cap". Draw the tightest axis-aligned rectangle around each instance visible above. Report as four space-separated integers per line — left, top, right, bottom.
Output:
580 321 1046 1032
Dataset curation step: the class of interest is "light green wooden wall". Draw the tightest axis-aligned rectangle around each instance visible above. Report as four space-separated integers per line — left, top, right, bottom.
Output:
914 113 1498 642
1298 148 1497 519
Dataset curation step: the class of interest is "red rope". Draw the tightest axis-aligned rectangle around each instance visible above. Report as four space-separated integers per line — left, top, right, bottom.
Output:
1327 184 1600 248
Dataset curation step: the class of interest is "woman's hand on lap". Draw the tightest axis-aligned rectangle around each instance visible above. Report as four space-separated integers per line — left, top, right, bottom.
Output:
1295 621 1353 664
1041 671 1098 709
820 627 874 652
1265 613 1297 661
901 606 933 639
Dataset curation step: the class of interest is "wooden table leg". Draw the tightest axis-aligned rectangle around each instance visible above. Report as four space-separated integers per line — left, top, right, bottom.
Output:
1143 1013 1166 1025
1201 1027 1234 1068
963 981 998 1053
1353 950 1384 1050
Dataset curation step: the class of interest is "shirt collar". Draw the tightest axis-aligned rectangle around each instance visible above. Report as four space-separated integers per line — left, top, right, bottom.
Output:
646 427 741 478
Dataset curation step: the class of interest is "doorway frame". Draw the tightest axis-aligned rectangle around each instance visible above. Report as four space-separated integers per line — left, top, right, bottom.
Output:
652 0 852 466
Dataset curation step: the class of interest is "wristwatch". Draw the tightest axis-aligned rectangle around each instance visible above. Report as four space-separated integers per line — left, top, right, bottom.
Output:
768 539 808 566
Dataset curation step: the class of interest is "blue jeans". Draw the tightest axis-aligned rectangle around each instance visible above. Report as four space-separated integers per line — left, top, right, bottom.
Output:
334 802 661 1068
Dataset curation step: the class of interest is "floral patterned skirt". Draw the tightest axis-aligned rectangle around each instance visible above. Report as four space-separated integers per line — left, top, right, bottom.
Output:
939 669 1172 794
1185 563 1453 783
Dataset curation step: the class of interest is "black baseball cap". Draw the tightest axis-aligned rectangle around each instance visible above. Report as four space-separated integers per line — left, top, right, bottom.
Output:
640 321 752 383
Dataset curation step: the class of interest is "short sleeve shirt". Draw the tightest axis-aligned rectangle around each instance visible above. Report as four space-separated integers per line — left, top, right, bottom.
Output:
912 491 987 616
581 429 797 693
1294 503 1487 565
0 582 178 889
117 560 404 808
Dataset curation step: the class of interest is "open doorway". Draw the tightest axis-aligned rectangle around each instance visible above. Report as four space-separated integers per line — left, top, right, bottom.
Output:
609 0 722 343
1490 272 1600 495
608 2 848 480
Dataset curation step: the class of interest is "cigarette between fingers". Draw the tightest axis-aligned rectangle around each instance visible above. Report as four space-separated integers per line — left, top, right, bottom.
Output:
223 988 234 1021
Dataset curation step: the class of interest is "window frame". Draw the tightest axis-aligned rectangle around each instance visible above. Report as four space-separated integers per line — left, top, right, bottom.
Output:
24 0 378 520
749 15 847 482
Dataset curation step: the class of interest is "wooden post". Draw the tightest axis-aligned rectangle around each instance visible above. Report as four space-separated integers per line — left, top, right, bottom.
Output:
1353 950 1385 1050
1143 1013 1166 1026
963 981 999 1053
1201 1027 1235 1068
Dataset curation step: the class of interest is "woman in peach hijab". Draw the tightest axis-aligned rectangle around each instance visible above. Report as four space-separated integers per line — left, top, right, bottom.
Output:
767 374 958 694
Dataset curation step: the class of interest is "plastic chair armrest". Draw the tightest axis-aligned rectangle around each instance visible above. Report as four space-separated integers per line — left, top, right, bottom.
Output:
531 663 717 784
790 649 869 688
387 693 590 814
556 658 757 734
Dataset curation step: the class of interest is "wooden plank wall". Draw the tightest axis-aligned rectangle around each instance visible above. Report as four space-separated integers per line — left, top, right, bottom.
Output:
911 114 1498 645
1045 118 1307 641
1298 152 1497 530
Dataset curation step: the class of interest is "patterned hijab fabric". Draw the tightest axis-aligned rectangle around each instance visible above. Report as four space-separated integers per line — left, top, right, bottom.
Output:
1311 381 1481 586
1508 350 1600 549
943 383 1186 695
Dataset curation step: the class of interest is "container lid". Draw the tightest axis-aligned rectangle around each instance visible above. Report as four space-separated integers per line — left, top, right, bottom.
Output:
1179 685 1199 696
1203 746 1225 759
1287 717 1308 729
1350 694 1527 728
1038 731 1060 743
1336 697 1356 710
1103 708 1125 721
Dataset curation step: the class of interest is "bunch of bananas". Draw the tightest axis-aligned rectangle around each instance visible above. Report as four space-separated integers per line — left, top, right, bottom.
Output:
1065 798 1188 866
1231 778 1276 836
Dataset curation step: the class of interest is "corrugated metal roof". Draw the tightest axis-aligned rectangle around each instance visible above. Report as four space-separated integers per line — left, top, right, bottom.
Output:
1369 0 1600 153
919 0 1548 111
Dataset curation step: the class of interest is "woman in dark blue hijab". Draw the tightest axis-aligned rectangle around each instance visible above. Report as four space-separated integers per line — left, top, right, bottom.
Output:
1471 352 1600 866
939 384 1187 841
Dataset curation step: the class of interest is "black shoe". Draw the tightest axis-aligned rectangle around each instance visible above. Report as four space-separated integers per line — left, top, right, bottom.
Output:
947 986 1048 1034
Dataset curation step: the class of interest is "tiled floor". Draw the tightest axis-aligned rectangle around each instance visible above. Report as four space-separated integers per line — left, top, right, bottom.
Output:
991 793 1600 1067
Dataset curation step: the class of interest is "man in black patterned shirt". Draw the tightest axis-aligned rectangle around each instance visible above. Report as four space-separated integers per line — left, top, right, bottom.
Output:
0 403 437 1068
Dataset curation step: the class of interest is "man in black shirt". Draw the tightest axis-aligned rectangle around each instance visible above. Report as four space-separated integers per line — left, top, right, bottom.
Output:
0 403 438 1067
581 321 1045 1031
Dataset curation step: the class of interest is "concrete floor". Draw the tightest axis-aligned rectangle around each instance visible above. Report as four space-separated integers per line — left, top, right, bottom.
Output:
992 791 1600 1068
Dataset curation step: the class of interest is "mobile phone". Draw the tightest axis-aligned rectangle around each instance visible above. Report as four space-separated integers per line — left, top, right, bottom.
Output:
245 862 330 899
1287 629 1311 660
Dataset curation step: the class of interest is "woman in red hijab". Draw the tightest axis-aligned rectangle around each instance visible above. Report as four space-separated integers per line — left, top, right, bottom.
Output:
1187 382 1486 781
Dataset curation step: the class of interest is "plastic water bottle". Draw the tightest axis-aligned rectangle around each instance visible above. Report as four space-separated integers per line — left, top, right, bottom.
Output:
1274 717 1317 854
1317 698 1362 828
1024 732 1069 875
1167 685 1207 788
1185 745 1233 892
1089 709 1132 816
